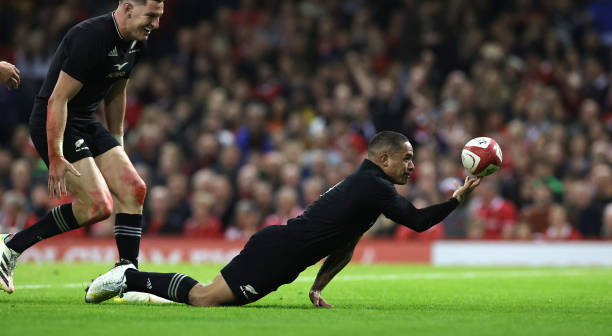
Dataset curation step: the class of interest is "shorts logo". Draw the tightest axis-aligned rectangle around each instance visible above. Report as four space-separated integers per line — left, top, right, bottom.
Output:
239 284 259 299
75 139 89 152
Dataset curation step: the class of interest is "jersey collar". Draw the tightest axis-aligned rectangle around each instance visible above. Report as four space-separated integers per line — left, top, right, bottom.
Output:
111 11 125 40
360 159 395 183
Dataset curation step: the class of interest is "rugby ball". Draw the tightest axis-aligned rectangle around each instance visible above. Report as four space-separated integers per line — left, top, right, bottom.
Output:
461 137 503 177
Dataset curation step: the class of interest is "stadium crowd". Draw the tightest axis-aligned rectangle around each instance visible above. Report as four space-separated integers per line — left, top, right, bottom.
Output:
0 0 611 241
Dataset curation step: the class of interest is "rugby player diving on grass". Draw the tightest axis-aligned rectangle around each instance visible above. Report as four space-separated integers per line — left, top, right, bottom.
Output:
85 131 481 307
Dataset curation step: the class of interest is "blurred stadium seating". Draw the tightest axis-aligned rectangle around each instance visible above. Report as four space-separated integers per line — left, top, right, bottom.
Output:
0 0 611 245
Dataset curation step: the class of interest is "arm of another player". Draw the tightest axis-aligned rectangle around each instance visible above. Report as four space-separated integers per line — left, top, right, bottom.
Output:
103 79 128 146
0 61 20 89
376 176 480 233
47 71 82 199
309 236 360 308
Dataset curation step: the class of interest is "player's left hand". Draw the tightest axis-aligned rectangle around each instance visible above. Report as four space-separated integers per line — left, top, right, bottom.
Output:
452 176 481 203
0 61 20 90
309 289 334 308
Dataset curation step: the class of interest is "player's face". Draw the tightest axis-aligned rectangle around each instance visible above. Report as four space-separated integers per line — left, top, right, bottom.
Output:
127 0 164 41
384 142 414 185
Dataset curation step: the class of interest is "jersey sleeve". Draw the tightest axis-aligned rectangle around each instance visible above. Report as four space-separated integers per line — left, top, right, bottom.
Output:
369 177 459 232
61 27 103 83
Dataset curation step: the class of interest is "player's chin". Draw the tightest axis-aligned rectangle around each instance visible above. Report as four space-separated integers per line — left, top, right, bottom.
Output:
396 175 410 184
140 29 152 40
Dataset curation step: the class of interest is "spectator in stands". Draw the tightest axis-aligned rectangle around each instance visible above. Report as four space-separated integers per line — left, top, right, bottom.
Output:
468 179 517 240
544 204 582 240
225 200 260 241
183 191 222 239
262 186 303 227
0 191 28 234
8 158 31 197
235 103 274 164
211 174 235 228
521 183 554 237
252 180 274 219
301 176 325 208
144 186 171 235
162 173 192 234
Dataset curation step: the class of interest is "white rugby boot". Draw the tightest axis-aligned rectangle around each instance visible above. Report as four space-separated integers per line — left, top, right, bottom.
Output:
85 261 135 303
0 234 20 294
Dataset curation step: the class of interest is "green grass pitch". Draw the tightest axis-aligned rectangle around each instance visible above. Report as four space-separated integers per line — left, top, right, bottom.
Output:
2 263 611 336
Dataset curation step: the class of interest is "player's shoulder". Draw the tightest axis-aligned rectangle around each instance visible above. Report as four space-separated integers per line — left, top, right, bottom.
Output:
349 166 395 193
65 13 113 41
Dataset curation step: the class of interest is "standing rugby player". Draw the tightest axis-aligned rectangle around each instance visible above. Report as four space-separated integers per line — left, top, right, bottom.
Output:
0 0 164 294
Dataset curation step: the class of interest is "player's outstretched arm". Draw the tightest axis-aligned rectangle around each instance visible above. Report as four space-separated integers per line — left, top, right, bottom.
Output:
47 71 82 199
377 176 481 233
310 236 360 308
0 61 20 89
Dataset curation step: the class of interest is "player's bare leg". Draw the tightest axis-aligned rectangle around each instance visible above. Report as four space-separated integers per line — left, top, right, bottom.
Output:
1 157 112 293
187 274 237 306
95 147 147 266
65 157 114 226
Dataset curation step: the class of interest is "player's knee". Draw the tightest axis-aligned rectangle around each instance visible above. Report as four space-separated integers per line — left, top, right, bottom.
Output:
88 189 114 222
120 170 147 206
132 177 147 206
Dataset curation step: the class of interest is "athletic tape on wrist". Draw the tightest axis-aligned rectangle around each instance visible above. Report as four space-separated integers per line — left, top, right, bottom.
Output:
52 139 64 157
112 133 124 147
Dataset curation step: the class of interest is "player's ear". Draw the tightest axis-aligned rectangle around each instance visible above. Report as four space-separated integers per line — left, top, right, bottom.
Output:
123 2 134 15
379 153 389 167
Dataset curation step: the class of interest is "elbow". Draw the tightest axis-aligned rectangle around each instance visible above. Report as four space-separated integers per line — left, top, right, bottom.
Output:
406 218 434 233
413 225 429 233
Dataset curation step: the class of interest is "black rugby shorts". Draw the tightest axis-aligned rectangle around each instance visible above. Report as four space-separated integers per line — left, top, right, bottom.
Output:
29 110 119 166
221 225 307 305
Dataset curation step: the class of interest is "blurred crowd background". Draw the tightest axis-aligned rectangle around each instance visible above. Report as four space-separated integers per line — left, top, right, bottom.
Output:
0 0 611 241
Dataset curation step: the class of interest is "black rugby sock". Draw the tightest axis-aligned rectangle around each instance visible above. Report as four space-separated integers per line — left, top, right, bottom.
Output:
6 204 80 253
125 269 198 304
114 213 143 267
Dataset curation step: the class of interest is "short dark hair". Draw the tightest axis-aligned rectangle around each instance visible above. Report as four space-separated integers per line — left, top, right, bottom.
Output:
367 131 410 158
119 0 163 4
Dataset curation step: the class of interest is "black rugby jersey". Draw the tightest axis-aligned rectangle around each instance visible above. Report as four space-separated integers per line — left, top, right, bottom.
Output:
32 12 144 119
285 159 459 267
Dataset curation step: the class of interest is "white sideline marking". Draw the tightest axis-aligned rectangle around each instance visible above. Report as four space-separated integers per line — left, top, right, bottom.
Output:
14 269 600 290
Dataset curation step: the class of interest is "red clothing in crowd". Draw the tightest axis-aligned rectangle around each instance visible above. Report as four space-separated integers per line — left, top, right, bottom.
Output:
543 224 582 240
473 197 518 239
262 207 304 227
182 217 224 239
394 222 444 241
